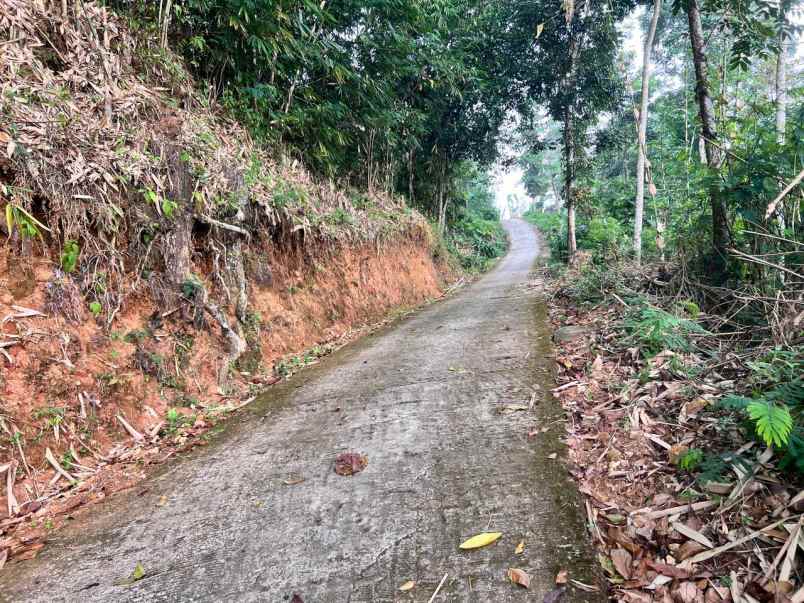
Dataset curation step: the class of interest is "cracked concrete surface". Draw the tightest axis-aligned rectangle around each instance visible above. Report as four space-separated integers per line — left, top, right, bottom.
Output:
0 219 602 602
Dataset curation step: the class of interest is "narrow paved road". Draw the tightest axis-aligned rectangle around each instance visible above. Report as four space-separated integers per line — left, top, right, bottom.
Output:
0 220 600 602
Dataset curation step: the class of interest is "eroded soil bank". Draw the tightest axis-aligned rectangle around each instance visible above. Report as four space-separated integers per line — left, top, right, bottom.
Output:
0 234 451 564
0 219 601 602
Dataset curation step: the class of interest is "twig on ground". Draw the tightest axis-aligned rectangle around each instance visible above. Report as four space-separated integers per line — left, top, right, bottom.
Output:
428 573 448 603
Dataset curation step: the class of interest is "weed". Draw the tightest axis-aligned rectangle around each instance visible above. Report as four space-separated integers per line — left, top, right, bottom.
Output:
325 208 353 226
275 345 331 377
59 240 80 273
162 408 194 435
678 448 704 471
181 275 203 300
4 203 49 240
124 329 150 344
60 450 75 470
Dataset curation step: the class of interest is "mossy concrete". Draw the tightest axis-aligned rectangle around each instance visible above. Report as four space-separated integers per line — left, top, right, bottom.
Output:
0 220 602 602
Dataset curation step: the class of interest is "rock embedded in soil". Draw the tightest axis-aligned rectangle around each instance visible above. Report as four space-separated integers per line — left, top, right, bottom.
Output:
553 325 591 343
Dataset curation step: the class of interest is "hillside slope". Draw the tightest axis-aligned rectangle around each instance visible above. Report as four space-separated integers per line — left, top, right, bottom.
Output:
0 0 455 564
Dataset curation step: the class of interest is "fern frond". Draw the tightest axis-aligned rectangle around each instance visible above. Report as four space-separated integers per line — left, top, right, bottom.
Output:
718 394 753 410
768 379 804 407
746 401 793 448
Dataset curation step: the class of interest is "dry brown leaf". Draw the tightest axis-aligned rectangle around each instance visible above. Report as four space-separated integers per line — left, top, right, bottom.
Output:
507 567 530 588
555 569 568 584
334 452 367 476
610 548 632 579
515 540 525 554
673 581 699 603
675 540 706 561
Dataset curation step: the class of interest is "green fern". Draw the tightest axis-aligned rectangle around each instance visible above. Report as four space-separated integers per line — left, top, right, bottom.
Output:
622 305 708 356
718 394 753 410
746 401 793 448
768 379 804 407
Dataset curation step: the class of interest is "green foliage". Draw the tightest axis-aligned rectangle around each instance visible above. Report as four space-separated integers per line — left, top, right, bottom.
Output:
719 347 804 471
582 216 627 260
4 203 49 239
523 208 567 260
446 213 507 272
275 345 332 378
622 304 708 356
59 240 80 273
678 448 704 471
89 301 102 317
180 276 203 300
163 408 193 435
565 266 629 304
746 401 793 448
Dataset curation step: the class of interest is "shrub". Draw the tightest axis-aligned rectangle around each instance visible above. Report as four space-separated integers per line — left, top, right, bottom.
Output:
719 347 804 472
446 211 507 271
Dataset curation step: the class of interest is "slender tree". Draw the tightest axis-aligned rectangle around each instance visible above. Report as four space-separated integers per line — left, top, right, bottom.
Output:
774 14 788 144
633 0 662 264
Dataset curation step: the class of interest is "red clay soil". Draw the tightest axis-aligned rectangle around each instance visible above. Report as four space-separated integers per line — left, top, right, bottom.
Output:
0 236 452 566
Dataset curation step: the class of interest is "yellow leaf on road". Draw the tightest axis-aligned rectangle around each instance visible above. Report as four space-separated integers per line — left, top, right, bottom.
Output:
399 580 415 591
459 532 502 550
515 540 525 554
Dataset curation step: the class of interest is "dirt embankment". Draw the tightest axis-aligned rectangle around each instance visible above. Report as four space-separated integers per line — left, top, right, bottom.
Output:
0 235 451 563
0 0 456 566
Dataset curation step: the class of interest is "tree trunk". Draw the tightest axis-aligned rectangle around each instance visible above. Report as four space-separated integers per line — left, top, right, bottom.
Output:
775 23 788 144
559 0 589 263
408 148 414 201
563 108 577 258
633 0 661 265
437 158 448 233
686 0 730 272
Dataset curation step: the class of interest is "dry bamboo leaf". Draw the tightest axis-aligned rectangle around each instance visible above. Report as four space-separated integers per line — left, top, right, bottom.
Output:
569 579 598 592
684 515 796 565
672 522 714 549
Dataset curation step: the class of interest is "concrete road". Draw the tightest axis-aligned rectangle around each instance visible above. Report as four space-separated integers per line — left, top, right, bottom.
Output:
0 219 601 602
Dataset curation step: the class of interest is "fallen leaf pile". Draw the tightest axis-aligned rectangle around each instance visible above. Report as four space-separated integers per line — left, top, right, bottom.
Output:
334 452 368 476
545 266 804 602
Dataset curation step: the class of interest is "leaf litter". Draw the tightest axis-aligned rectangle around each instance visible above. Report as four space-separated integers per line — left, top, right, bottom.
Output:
542 264 804 601
333 452 368 476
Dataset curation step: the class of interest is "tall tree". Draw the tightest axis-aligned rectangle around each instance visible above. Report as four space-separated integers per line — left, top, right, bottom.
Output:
684 0 731 272
633 0 662 264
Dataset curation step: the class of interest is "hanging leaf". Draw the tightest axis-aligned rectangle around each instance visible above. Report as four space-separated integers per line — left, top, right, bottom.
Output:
648 180 657 198
535 23 545 39
459 532 502 549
